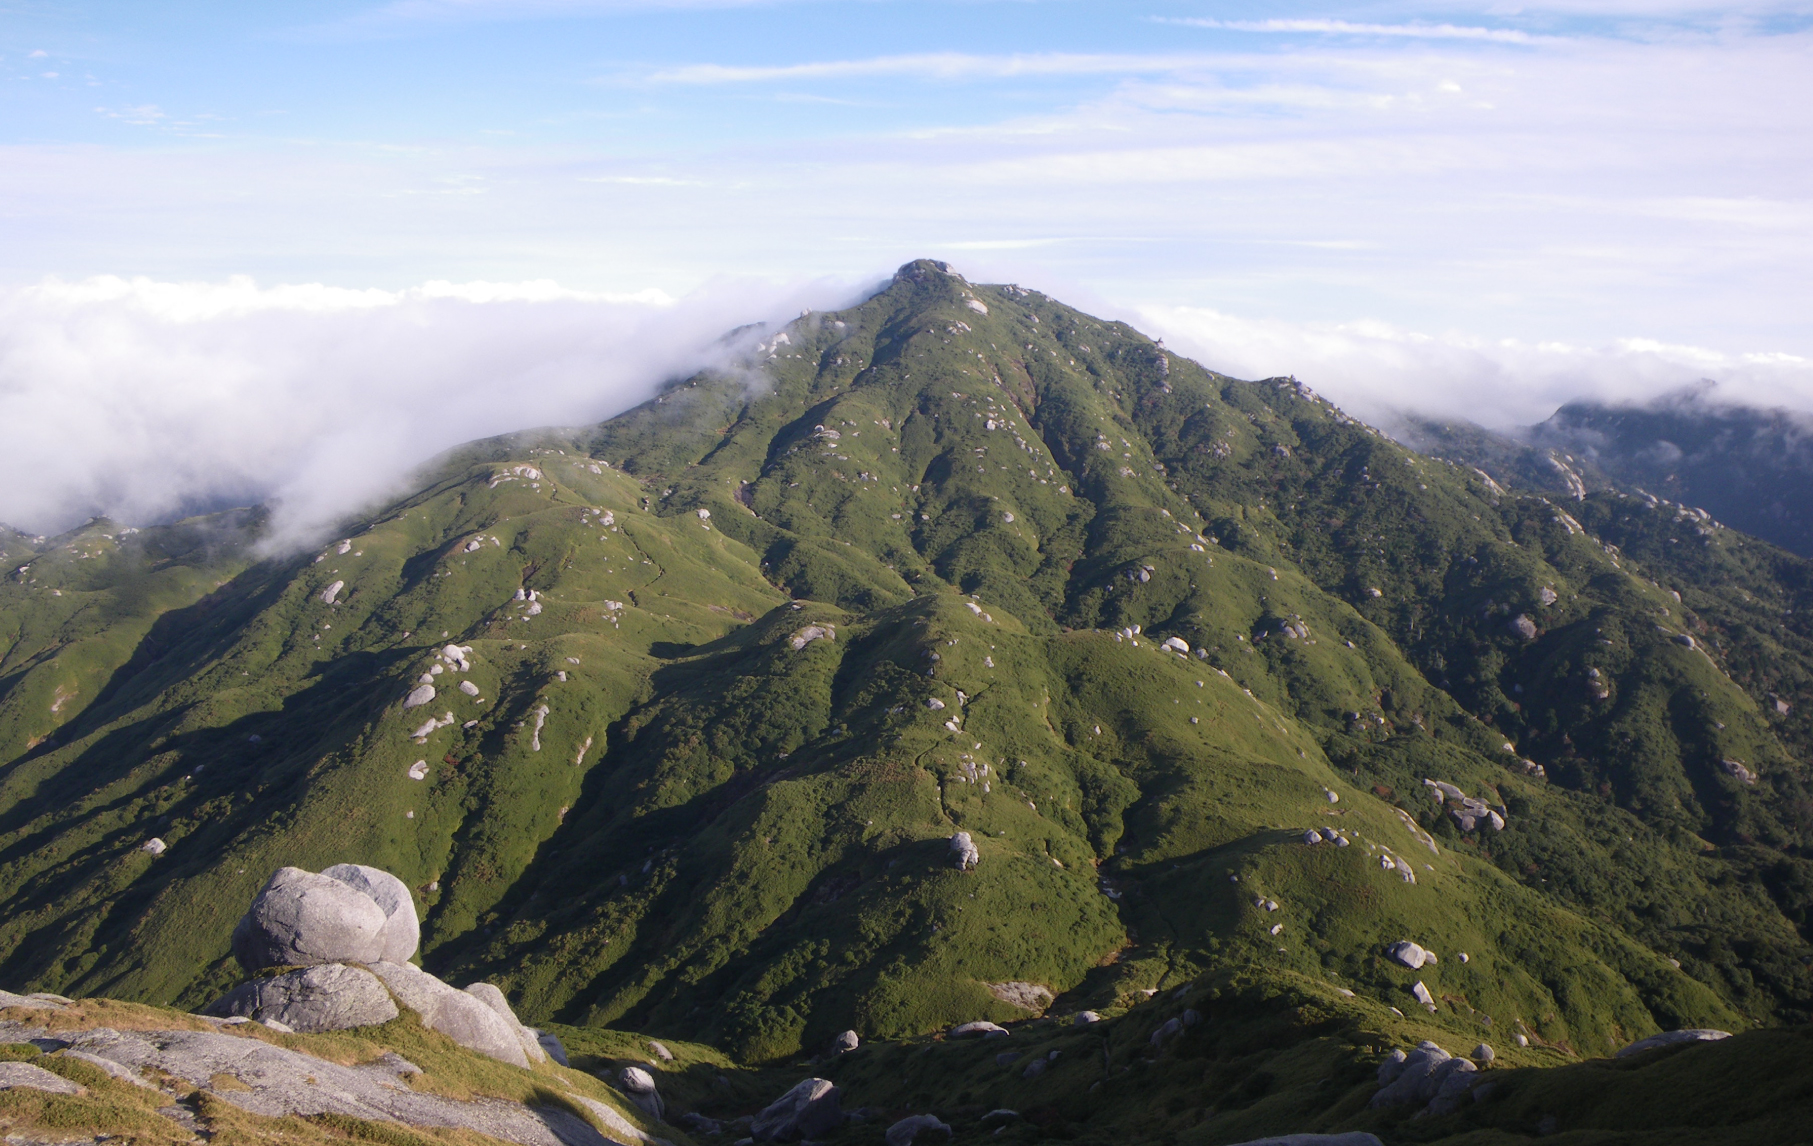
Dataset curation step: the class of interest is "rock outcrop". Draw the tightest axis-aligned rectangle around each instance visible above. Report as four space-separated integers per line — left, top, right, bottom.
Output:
1372 1040 1479 1114
372 960 531 1068
321 863 421 963
617 1065 664 1120
950 831 979 870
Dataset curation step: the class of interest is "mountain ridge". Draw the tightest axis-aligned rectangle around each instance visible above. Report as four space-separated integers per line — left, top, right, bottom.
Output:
2 262 1810 1139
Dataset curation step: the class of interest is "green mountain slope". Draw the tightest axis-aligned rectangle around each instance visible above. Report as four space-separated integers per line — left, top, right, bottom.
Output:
1 261 1808 1082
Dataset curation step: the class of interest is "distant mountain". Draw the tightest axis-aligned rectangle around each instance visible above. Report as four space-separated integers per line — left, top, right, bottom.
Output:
5 261 1813 1141
1404 386 1813 558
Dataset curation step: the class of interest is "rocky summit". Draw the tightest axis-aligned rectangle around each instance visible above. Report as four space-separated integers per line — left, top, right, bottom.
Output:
2 260 1813 1144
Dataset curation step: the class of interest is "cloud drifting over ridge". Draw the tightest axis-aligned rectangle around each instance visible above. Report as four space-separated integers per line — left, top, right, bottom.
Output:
1136 303 1813 434
0 274 862 545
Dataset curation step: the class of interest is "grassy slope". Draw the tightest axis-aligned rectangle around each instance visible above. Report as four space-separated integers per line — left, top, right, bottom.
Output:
0 261 1805 1094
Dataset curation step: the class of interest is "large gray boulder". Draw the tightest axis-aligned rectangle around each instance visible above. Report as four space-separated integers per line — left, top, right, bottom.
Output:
322 864 420 964
464 982 547 1064
885 1114 952 1146
368 960 528 1067
1372 1041 1458 1108
536 1030 569 1066
949 1020 1008 1038
1615 1029 1731 1057
205 963 399 1033
1385 941 1436 969
232 868 389 972
750 1077 843 1141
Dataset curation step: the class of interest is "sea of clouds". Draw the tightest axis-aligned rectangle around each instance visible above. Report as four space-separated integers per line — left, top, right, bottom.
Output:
4 270 1810 549
0 273 864 547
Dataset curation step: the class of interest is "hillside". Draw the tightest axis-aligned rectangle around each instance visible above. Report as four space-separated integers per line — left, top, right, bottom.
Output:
3 260 1813 1140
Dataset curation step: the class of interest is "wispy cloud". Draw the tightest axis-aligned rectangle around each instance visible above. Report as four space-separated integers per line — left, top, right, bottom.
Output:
643 52 1224 85
95 104 167 125
1155 18 1547 45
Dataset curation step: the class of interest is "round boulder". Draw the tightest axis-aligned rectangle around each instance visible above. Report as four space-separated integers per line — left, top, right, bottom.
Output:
322 863 420 964
232 868 389 972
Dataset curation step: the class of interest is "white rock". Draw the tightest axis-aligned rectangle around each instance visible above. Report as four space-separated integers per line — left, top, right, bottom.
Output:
1161 637 1189 654
949 1021 1008 1038
950 831 980 871
141 837 167 856
459 680 480 696
404 684 436 709
1411 981 1436 1009
408 761 429 780
321 581 345 605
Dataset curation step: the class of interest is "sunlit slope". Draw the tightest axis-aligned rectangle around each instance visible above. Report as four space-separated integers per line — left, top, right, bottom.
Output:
0 259 1803 1070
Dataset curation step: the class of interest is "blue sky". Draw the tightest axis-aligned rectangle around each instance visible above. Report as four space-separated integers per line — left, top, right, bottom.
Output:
3 2 1812 536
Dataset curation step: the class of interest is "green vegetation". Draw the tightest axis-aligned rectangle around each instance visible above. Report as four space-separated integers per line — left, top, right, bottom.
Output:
3 259 1812 1140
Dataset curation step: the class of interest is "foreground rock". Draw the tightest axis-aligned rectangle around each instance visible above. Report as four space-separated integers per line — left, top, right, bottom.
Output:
205 963 399 1032
1615 1029 1731 1057
750 1077 843 1141
617 1066 663 1120
373 960 531 1068
0 1060 85 1095
0 1013 632 1146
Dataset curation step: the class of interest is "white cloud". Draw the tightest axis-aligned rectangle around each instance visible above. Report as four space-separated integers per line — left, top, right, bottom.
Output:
1157 18 1546 44
1136 303 1813 433
0 274 861 545
643 52 1226 85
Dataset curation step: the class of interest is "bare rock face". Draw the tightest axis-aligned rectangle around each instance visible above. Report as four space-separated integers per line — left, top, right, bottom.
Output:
368 961 529 1068
0 1060 85 1095
232 868 390 972
206 963 399 1033
750 1077 843 1141
322 863 421 964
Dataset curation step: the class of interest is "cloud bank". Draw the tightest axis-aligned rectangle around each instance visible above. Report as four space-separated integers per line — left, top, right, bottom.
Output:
0 274 862 547
1136 302 1813 434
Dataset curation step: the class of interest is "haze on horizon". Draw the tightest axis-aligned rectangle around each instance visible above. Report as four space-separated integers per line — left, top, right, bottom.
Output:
2 0 1810 538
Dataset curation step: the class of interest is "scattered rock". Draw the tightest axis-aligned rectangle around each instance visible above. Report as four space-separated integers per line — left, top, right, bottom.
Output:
1472 1043 1495 1063
232 867 390 971
987 982 1053 1011
1072 1011 1102 1025
1615 1029 1731 1057
949 1021 1009 1038
1721 759 1758 785
618 1066 664 1121
1021 1057 1046 1078
1373 1041 1476 1112
750 1077 842 1141
141 837 167 856
1674 633 1696 649
1150 1017 1183 1047
829 1030 859 1056
1537 587 1558 606
206 963 399 1033
404 684 436 709
1411 981 1436 1010
1302 829 1322 845
1386 941 1436 969
1160 637 1189 654
321 581 345 605
1508 614 1538 641
459 680 480 696
789 625 834 651
950 831 980 871
0 1060 85 1095
647 1039 674 1062
886 1114 952 1146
